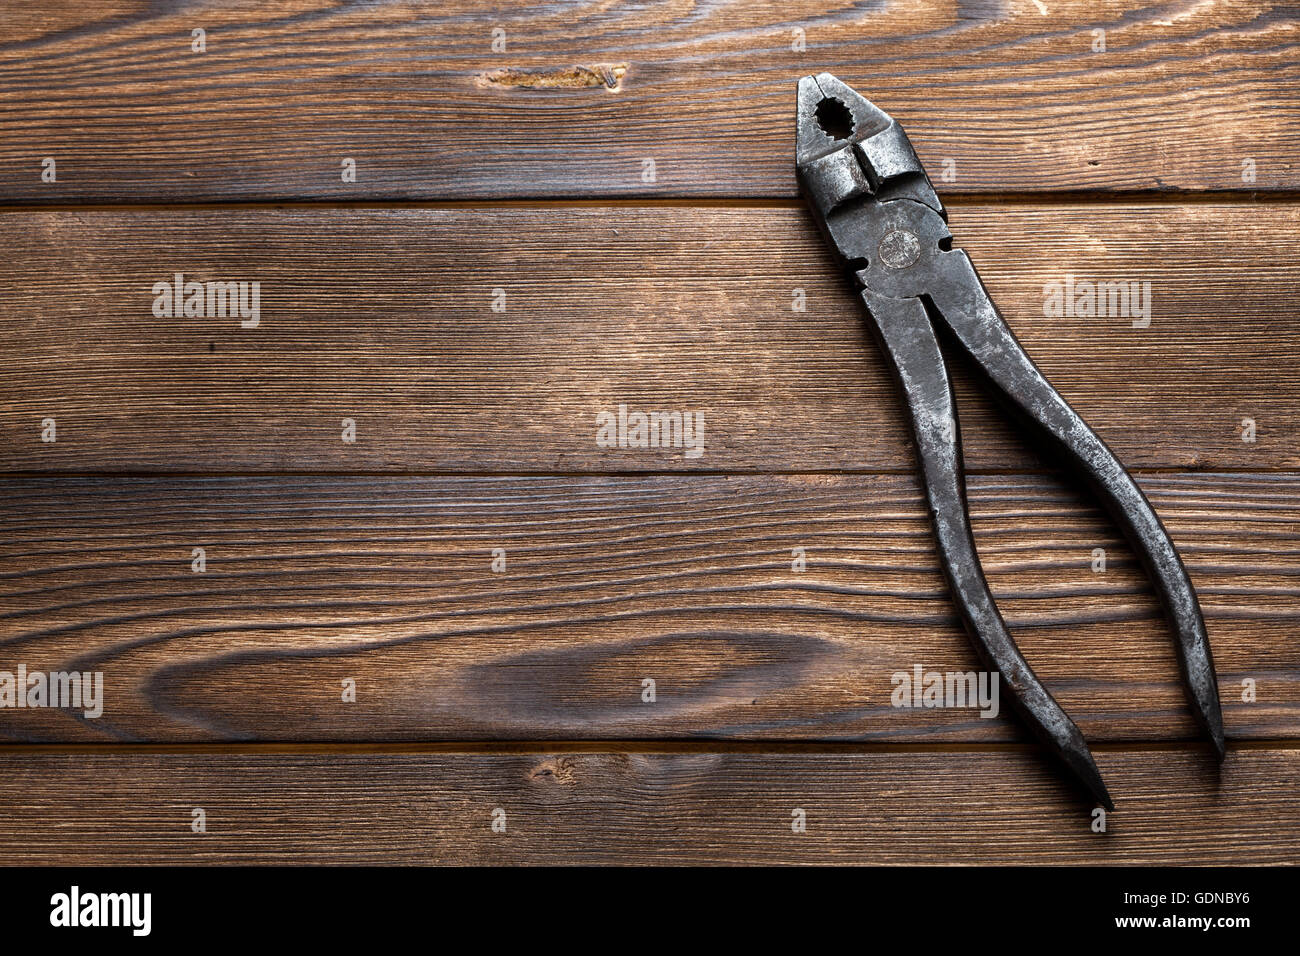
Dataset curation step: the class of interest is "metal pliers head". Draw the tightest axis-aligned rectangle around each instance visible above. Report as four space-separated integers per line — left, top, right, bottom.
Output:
795 74 1225 811
796 73 948 300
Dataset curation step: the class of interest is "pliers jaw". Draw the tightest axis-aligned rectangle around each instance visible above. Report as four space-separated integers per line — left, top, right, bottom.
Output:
795 73 893 168
796 73 944 273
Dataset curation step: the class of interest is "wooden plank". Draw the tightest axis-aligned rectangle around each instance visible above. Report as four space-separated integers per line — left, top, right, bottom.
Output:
0 747 1295 864
1 203 1296 472
1 472 1295 743
0 1 1296 201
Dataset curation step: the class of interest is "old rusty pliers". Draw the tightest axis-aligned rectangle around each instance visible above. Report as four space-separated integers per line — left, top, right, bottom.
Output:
796 73 1224 808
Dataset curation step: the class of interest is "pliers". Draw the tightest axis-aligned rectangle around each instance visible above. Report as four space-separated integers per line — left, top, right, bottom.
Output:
795 73 1225 809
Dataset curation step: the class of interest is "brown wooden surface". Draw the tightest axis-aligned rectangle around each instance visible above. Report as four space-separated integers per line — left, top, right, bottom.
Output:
0 747 1295 864
2 203 1297 473
2 1 1298 866
1 472 1296 743
0 1 1297 201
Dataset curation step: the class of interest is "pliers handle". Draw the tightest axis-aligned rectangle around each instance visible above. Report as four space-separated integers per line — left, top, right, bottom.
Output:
796 73 1225 809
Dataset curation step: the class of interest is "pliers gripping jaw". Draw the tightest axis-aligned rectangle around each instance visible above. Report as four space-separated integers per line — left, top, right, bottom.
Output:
796 73 1225 809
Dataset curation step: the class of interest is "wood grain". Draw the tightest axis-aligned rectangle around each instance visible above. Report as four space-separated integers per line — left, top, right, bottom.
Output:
0 747 1295 864
1 0 1294 870
0 1 1296 201
1 472 1294 743
2 203 1296 473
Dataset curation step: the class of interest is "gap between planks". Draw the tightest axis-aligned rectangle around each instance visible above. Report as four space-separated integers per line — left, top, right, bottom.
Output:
1 192 1299 214
0 740 1286 756
1 466 1296 479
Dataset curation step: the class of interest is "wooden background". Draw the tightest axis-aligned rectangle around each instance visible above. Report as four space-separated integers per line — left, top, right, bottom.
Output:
1 0 1297 864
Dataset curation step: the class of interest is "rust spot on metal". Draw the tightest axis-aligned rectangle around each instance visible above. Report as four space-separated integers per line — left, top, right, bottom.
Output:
481 64 626 91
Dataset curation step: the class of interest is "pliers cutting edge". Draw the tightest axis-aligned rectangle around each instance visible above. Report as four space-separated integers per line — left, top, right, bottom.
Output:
795 73 1225 809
